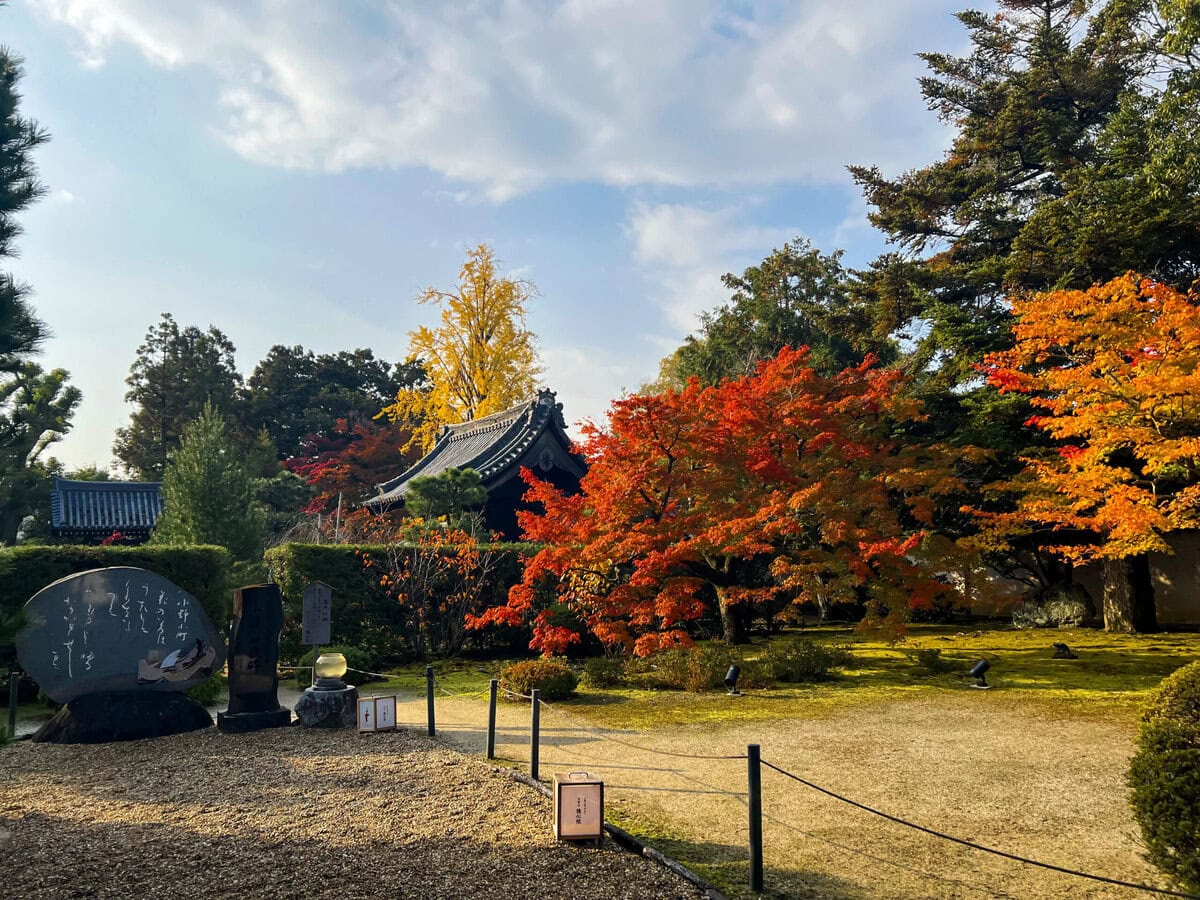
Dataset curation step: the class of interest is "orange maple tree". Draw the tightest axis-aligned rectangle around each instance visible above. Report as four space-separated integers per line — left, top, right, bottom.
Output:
975 274 1200 631
469 346 957 656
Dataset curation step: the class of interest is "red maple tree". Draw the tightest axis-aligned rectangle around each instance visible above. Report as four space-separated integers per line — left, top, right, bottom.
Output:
470 346 957 655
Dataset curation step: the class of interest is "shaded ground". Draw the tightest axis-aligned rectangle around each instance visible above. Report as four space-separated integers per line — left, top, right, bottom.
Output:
395 687 1175 899
0 728 704 900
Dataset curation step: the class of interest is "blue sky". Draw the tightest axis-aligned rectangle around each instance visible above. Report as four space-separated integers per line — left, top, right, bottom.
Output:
4 0 974 471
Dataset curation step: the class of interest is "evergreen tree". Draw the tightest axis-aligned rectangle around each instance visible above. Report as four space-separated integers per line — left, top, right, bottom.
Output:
0 363 80 544
152 403 266 560
0 45 47 373
114 313 243 479
654 239 886 388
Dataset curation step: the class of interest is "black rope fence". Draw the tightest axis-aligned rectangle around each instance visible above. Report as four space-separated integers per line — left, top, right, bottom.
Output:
760 759 1199 899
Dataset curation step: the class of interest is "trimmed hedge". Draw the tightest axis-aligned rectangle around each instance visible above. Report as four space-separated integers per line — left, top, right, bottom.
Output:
1129 661 1200 893
264 542 538 664
0 545 233 668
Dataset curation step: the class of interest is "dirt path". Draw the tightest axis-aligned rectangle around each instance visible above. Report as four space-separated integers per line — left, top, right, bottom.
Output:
0 727 704 900
389 689 1169 899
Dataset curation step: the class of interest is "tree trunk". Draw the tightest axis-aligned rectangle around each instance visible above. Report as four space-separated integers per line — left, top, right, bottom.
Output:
1102 555 1158 633
715 586 745 645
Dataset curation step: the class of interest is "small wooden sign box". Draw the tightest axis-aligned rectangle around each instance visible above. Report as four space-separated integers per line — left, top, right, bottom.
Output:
554 772 604 842
357 696 397 733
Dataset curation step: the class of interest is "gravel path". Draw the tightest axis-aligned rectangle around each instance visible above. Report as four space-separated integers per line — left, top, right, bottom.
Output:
0 727 706 900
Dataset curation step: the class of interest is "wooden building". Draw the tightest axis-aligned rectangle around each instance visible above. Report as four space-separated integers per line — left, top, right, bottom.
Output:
49 477 163 544
367 389 586 538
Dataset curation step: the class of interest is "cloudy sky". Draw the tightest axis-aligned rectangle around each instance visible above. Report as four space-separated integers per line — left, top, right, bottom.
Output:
4 0 974 471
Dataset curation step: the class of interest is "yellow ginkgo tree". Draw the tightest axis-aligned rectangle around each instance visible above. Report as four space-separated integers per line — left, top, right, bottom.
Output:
383 244 542 452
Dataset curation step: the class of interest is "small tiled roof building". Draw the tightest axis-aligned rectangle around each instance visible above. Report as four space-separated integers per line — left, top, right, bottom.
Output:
50 477 164 543
366 389 586 539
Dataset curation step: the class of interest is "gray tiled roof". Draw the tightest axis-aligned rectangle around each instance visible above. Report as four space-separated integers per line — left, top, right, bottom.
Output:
369 389 567 506
50 478 163 533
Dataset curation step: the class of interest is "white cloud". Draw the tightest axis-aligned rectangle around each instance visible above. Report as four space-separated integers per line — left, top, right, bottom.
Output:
48 189 76 204
626 201 795 333
31 0 956 199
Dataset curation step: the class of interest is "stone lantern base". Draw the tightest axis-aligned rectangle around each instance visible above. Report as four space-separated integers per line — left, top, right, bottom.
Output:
294 685 359 728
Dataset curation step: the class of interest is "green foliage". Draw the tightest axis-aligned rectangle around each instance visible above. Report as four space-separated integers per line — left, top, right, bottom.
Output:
0 46 48 375
241 344 421 459
1129 662 1200 892
654 239 884 389
762 637 852 683
500 658 577 700
1012 597 1090 630
0 543 232 667
627 644 745 693
114 313 243 480
0 363 81 544
910 648 966 676
264 541 535 664
152 402 268 561
582 656 625 688
294 645 380 687
405 467 487 526
185 672 226 705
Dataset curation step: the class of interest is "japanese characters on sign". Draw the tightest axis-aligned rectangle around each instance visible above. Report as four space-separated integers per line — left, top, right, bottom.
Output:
301 581 333 646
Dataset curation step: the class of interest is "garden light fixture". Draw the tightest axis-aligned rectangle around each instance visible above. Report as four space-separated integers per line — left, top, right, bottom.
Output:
969 659 991 689
725 665 741 696
314 652 348 690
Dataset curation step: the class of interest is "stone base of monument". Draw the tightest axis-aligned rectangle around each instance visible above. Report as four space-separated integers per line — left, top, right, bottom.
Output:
33 690 213 744
294 685 359 728
217 706 293 733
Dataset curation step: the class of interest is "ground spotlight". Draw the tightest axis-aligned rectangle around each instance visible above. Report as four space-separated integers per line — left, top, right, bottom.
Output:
725 665 741 696
969 658 991 689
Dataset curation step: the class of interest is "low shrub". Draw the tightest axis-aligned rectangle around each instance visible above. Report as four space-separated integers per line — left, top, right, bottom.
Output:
1012 596 1088 629
501 658 578 700
763 637 852 683
626 644 743 693
582 656 625 688
1128 661 1200 893
185 673 227 705
910 648 967 675
294 645 381 687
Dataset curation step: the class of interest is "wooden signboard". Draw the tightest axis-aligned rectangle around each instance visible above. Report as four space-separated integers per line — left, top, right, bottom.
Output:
374 696 397 731
357 697 376 732
301 582 332 646
554 772 604 841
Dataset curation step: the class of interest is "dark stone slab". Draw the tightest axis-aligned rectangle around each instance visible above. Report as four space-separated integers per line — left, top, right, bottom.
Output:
32 689 213 744
294 685 358 728
217 707 292 733
219 583 289 733
15 567 225 703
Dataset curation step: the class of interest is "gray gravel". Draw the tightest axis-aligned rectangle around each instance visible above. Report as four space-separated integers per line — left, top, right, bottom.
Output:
0 726 705 899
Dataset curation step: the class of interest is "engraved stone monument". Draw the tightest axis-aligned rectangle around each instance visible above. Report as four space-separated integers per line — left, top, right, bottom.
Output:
16 567 225 743
218 583 291 733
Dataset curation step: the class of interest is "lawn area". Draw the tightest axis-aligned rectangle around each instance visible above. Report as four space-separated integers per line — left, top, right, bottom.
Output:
376 623 1197 898
375 624 1200 730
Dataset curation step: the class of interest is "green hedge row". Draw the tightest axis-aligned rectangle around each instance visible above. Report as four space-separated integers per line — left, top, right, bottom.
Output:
264 542 538 664
0 544 233 667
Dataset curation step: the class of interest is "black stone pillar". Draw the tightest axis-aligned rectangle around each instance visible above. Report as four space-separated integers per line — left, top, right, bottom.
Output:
218 584 291 733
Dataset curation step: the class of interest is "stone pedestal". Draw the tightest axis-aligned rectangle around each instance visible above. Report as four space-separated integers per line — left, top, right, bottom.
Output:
34 690 213 744
294 685 358 728
217 707 292 733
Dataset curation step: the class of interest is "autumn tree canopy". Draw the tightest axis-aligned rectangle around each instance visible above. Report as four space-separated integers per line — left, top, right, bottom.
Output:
975 274 1200 631
471 347 958 656
382 244 542 453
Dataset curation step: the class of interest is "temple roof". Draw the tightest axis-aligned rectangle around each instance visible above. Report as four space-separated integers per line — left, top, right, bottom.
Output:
369 389 577 507
50 477 163 534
